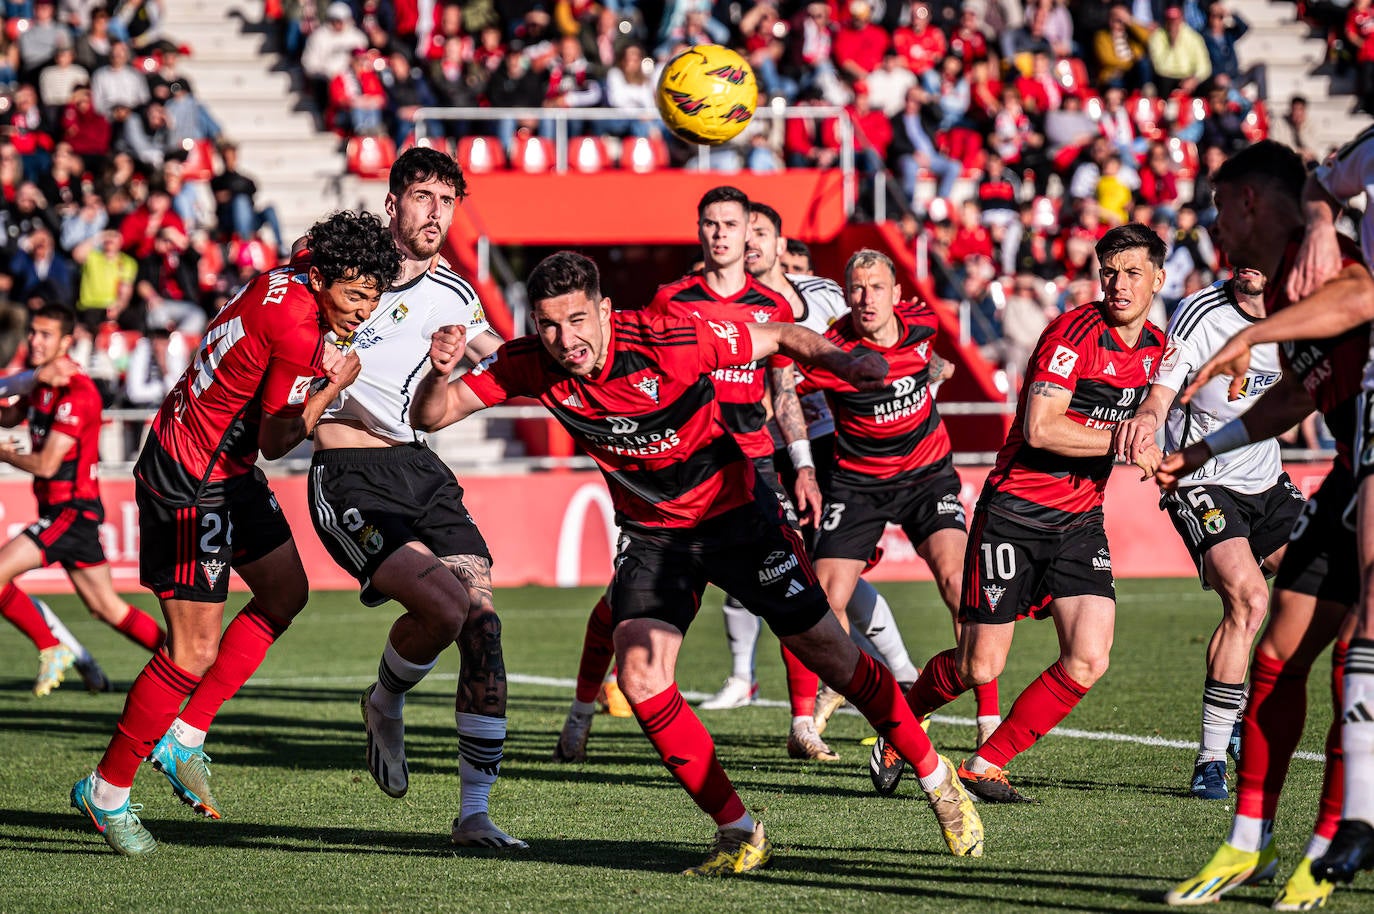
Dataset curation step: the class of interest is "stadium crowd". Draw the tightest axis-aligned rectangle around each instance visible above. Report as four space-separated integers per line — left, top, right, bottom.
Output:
266 0 1332 389
0 0 291 417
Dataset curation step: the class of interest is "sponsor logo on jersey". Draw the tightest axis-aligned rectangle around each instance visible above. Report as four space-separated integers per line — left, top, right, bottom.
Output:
389 302 408 324
760 551 801 584
633 374 661 404
40 390 52 406
785 578 806 597
1092 548 1112 572
916 341 930 359
268 493 280 512
357 524 384 554
1048 345 1078 379
763 551 786 564
1141 355 1154 377
1202 508 1226 535
1103 362 1117 376
201 558 226 588
288 375 313 405
607 416 639 435
472 303 486 324
892 375 918 397
983 583 1006 612
707 320 741 354
937 494 964 521
1236 372 1280 399
55 402 72 421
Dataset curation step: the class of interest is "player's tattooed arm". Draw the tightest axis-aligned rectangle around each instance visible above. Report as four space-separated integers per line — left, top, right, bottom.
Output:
1028 380 1068 397
1024 377 1116 457
929 353 954 385
769 366 808 446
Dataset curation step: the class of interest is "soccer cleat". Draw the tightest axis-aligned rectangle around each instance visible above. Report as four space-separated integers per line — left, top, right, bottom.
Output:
1273 856 1334 910
1163 842 1279 906
976 716 1001 749
1229 717 1243 763
552 708 594 763
33 644 75 696
70 776 157 856
787 718 839 762
1312 819 1374 884
74 654 112 693
150 732 222 819
869 734 906 796
361 684 408 798
812 683 847 736
597 679 632 718
699 676 757 711
923 754 985 857
956 759 1037 804
451 812 529 849
1190 760 1229 800
683 821 771 876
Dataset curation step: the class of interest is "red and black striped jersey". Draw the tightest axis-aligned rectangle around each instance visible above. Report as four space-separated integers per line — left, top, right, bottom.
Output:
463 310 759 529
139 266 326 501
800 300 951 486
646 273 794 459
983 302 1165 528
21 372 102 508
1266 233 1369 471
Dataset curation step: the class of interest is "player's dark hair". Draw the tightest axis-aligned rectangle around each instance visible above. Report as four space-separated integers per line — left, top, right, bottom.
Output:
698 185 749 219
32 302 75 336
388 146 467 201
1211 140 1306 204
750 201 782 235
1095 223 1167 270
308 210 402 291
785 238 810 260
527 251 602 307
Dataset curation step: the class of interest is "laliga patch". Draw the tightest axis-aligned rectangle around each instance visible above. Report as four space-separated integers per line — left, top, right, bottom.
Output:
288 375 313 405
1202 508 1227 535
1048 345 1078 379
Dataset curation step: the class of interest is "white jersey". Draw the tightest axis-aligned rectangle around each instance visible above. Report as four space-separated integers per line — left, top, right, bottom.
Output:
1315 125 1374 391
322 263 490 444
1153 279 1283 495
769 272 850 446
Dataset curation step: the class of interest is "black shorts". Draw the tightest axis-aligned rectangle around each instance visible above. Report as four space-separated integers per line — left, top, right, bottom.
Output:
308 443 491 606
609 481 831 638
959 508 1115 625
1354 389 1374 486
813 459 966 562
138 467 293 603
24 501 106 570
1162 474 1306 584
1274 463 1359 606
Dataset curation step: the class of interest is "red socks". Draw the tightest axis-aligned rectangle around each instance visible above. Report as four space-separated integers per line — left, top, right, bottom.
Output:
782 645 819 717
575 595 615 705
906 649 968 718
1236 649 1310 821
974 680 1000 717
178 602 288 732
0 583 59 650
977 661 1089 769
115 605 166 652
630 684 745 826
98 651 200 787
1316 640 1348 840
844 651 939 778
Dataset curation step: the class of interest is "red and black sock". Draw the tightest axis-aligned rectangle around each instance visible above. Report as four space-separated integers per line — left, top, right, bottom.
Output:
1316 640 1348 840
98 651 200 787
629 684 745 826
178 601 288 732
0 582 59 650
1236 649 1310 821
115 604 166 652
977 661 1089 769
575 595 615 705
906 649 968 718
844 651 939 778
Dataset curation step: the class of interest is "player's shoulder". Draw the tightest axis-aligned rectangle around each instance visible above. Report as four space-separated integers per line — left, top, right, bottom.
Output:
653 273 705 303
613 307 701 340
427 263 479 301
742 275 791 310
1042 302 1105 347
1167 280 1233 340
1141 320 1166 350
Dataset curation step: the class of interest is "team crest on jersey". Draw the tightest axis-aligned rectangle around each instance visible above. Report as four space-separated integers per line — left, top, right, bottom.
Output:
752 310 772 323
982 583 1006 612
201 559 226 588
1092 548 1112 572
1141 355 1154 377
916 341 930 359
472 302 485 324
357 524 384 554
633 374 661 404
1048 345 1078 379
1202 508 1226 535
389 302 409 324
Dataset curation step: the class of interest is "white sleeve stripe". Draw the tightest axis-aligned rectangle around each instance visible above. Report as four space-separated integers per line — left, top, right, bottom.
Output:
1169 287 1230 341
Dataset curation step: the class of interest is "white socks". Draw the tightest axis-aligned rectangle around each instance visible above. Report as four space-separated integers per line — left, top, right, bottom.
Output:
721 595 761 682
373 640 437 719
456 712 506 820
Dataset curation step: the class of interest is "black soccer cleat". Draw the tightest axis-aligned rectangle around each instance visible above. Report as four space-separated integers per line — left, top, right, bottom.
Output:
1311 819 1374 884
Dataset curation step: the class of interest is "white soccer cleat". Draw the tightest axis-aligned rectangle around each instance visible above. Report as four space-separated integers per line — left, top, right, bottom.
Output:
451 812 528 849
699 676 757 710
361 684 408 798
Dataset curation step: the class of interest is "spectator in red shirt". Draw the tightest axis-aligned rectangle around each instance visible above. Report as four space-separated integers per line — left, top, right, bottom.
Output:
329 48 388 135
61 84 111 173
1349 0 1374 113
949 199 995 267
791 1 844 103
949 7 991 64
1137 140 1181 215
784 87 841 168
422 3 472 62
119 186 185 260
1015 50 1063 116
832 0 889 82
826 80 892 173
892 1 946 92
966 57 1003 130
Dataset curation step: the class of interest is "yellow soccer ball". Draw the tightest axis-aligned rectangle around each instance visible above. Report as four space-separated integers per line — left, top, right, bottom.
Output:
655 44 758 146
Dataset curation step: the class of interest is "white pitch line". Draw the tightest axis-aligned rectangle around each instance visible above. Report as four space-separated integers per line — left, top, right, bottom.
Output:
246 670 1324 762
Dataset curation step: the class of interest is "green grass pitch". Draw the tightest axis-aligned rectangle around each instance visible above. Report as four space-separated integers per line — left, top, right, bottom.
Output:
0 578 1366 913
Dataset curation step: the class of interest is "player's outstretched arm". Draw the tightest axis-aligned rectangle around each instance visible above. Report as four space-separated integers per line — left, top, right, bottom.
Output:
463 327 503 366
752 323 888 390
1024 380 1114 457
0 428 74 479
1185 263 1374 404
411 324 492 432
1286 174 1345 302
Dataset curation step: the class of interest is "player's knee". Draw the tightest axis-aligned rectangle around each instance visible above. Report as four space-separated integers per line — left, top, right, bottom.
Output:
958 652 1003 687
259 579 308 619
1062 653 1109 687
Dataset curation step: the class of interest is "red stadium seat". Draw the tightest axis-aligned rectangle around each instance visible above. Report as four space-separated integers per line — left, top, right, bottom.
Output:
1053 57 1091 100
568 136 610 173
1242 100 1270 142
1167 137 1199 179
455 135 507 174
400 134 453 156
510 135 555 174
620 134 670 173
346 135 397 179
179 138 216 182
1175 93 1207 131
1083 93 1103 121
1128 93 1167 141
